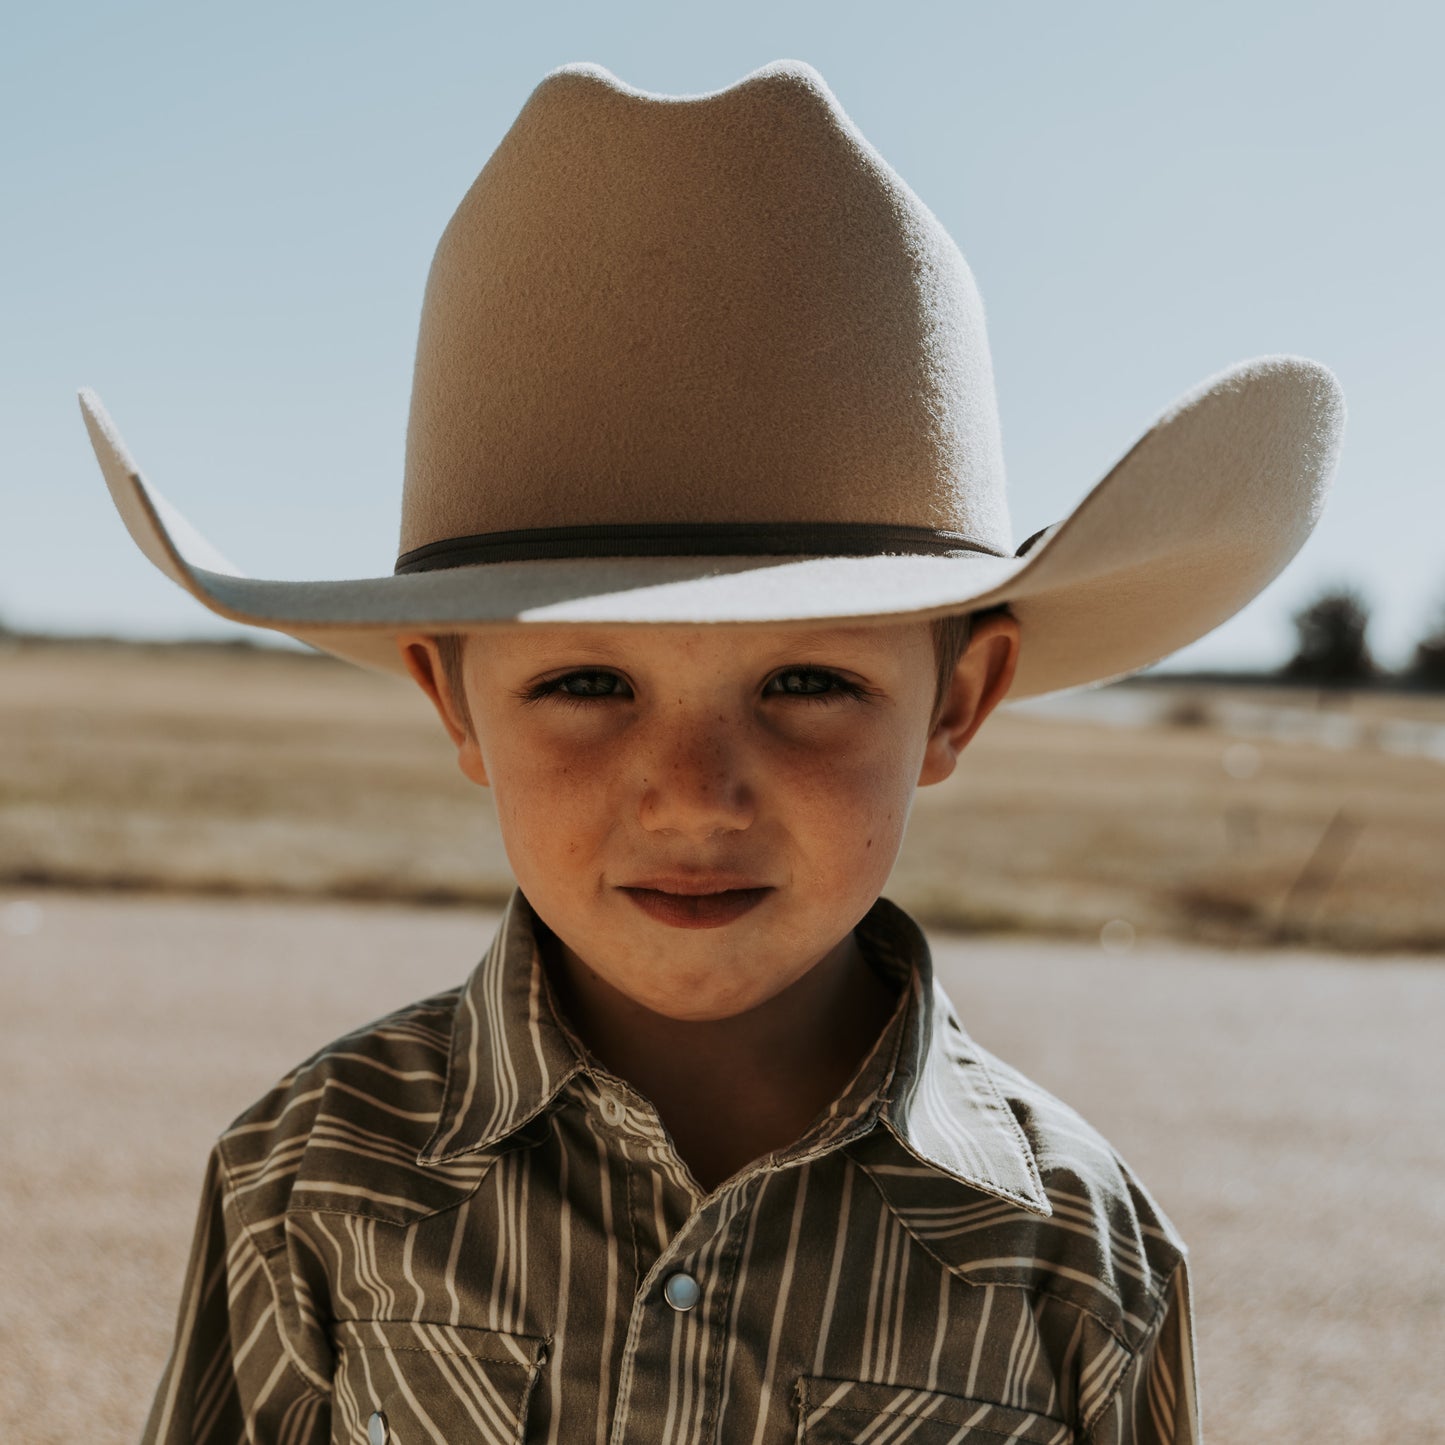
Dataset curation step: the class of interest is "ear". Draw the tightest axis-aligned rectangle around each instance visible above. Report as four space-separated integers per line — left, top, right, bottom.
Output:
917 611 1021 787
395 632 490 788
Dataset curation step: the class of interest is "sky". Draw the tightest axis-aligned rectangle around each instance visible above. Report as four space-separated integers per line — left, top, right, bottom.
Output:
2 0 1441 674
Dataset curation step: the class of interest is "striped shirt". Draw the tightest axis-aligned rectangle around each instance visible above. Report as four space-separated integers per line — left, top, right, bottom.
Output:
143 892 1199 1444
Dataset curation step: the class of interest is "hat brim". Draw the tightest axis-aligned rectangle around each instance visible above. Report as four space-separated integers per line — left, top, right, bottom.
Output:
80 354 1343 699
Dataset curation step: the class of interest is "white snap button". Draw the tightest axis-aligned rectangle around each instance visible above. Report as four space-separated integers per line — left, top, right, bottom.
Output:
663 1271 701 1311
600 1093 626 1126
367 1411 389 1445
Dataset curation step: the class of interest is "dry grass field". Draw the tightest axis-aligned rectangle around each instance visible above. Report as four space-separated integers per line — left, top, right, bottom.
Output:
2 638 1443 950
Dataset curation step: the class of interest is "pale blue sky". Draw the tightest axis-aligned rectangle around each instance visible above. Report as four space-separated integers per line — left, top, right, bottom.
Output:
3 0 1441 671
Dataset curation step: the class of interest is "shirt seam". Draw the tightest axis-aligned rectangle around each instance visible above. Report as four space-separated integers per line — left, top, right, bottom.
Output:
213 1136 333 1399
846 1144 1162 1355
275 1137 518 1228
957 1040 1051 1207
863 971 914 1120
1077 1257 1183 1440
814 1401 1066 1440
424 991 485 1160
425 1063 585 1163
798 1375 1071 1434
878 1115 1048 1218
622 1140 644 1300
337 1344 535 1365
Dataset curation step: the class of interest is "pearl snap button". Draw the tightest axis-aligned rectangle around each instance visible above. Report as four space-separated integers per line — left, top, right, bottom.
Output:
600 1093 626 1126
367 1411 389 1445
663 1271 701 1311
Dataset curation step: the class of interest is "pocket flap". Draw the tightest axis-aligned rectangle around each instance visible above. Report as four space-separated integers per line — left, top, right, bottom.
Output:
796 1376 1073 1444
333 1319 547 1445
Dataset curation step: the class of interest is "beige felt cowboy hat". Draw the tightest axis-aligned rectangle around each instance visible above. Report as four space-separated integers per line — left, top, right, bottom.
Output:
80 60 1345 698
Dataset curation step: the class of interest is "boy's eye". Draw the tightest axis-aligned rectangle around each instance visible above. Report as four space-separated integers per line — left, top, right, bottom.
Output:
764 667 863 700
526 670 632 702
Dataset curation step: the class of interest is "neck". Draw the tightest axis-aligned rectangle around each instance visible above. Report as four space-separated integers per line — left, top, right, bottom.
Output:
541 929 899 1193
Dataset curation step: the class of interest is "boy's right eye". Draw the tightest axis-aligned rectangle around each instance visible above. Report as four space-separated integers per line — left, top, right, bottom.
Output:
523 670 633 702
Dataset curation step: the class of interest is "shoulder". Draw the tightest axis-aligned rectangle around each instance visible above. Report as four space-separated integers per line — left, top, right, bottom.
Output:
966 1053 1197 1433
859 1043 1186 1353
982 1042 1188 1266
212 985 483 1244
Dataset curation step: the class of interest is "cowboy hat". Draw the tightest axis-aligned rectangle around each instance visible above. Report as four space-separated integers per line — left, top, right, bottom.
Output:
80 60 1345 698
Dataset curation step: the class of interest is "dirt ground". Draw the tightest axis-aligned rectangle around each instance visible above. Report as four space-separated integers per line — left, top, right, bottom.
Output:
4 640 1444 950
1 892 1440 1443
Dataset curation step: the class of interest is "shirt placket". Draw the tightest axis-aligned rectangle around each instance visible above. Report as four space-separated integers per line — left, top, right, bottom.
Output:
579 1050 894 1445
574 1076 758 1445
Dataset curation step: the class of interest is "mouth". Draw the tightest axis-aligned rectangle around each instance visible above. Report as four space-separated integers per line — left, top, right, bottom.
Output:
618 881 774 930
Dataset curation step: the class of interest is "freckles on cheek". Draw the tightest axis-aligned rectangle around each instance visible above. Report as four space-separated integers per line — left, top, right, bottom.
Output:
497 759 605 876
798 763 907 879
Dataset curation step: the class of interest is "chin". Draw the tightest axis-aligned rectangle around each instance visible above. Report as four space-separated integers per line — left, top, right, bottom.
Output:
644 996 766 1024
628 970 779 1024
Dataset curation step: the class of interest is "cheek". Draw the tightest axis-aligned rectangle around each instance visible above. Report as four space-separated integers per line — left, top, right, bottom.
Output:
778 731 919 873
486 737 613 873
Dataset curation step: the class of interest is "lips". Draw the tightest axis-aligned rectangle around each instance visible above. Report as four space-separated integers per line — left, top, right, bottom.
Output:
619 877 774 930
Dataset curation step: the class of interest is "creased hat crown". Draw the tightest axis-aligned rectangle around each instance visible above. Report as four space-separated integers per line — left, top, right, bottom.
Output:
400 60 1011 559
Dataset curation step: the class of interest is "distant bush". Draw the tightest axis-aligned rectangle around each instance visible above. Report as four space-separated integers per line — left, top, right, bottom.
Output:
1161 693 1214 728
1406 602 1445 689
1282 586 1376 687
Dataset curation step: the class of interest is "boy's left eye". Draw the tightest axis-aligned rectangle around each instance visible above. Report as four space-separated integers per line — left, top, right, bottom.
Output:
763 667 863 699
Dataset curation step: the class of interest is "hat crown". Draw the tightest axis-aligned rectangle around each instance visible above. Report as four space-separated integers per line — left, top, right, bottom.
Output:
400 60 1010 558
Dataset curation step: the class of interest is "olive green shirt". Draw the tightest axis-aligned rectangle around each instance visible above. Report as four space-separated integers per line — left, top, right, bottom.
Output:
143 892 1198 1443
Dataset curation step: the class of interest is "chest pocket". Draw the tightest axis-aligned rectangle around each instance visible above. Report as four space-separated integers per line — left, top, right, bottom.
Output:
795 1376 1073 1444
332 1319 547 1445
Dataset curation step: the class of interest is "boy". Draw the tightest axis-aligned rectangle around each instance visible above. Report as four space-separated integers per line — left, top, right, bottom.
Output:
82 60 1343 1443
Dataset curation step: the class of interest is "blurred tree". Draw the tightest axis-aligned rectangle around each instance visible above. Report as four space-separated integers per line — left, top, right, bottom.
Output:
1406 600 1445 689
1282 586 1376 686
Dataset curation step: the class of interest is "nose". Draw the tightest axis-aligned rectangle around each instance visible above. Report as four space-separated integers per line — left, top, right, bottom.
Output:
636 705 755 838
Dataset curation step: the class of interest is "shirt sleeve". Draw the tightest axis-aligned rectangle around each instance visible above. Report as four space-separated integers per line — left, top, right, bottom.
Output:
1083 1256 1201 1444
141 1142 331 1445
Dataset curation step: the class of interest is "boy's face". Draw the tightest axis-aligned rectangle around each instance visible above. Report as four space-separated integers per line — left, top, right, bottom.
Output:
401 618 1015 1023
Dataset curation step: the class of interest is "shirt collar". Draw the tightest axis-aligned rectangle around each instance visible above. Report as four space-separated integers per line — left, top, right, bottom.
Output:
856 900 1051 1215
419 893 583 1165
419 891 1049 1216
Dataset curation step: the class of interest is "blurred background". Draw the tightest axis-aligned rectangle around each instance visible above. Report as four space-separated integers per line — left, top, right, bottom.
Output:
2 3 1442 1441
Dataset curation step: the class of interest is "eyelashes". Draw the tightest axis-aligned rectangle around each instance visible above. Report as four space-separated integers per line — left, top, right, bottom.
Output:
519 667 873 707
521 670 630 703
764 668 870 701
